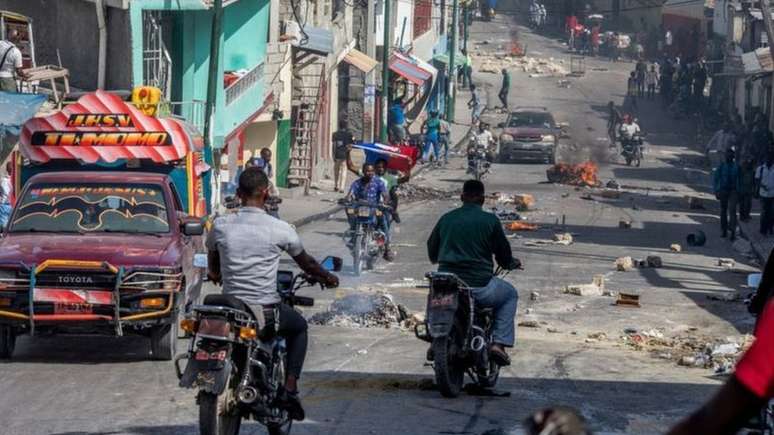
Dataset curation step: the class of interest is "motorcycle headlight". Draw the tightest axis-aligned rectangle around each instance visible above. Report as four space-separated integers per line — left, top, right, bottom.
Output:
541 135 556 143
500 134 514 142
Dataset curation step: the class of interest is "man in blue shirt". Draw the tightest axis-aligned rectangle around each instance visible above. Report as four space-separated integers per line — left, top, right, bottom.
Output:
388 98 407 143
346 163 394 260
713 148 741 240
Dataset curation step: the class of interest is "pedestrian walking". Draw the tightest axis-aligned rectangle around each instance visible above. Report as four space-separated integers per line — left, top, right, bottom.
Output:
645 64 658 99
498 68 510 110
332 120 354 192
462 49 473 89
713 148 741 240
421 111 442 164
439 114 451 164
693 62 707 106
757 154 774 236
388 98 408 143
468 84 482 126
625 71 639 112
635 59 647 97
739 158 756 222
0 30 24 93
0 162 13 228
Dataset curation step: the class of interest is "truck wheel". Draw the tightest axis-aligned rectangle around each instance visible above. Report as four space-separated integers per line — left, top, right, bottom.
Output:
0 325 16 359
150 313 178 361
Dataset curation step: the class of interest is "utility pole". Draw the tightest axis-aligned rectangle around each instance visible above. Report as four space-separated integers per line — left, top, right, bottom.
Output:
203 0 223 166
760 0 774 131
462 3 469 54
446 0 459 121
365 0 376 142
380 0 392 143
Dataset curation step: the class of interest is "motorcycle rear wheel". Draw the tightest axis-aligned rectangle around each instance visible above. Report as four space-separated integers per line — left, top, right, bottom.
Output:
198 388 242 435
432 337 465 398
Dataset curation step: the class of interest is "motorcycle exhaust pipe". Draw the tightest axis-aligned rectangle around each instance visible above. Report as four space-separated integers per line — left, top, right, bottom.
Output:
238 386 259 404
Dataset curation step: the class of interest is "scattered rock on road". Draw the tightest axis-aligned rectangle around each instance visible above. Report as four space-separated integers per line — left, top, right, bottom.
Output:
619 220 632 229
717 258 736 269
616 256 635 271
553 232 573 245
670 244 682 252
310 292 407 328
518 320 541 328
646 256 663 268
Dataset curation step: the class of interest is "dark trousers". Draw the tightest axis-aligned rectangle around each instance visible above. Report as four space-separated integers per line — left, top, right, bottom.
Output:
637 80 645 97
761 197 774 235
739 193 753 220
718 191 738 236
277 303 308 378
498 88 509 108
647 84 656 99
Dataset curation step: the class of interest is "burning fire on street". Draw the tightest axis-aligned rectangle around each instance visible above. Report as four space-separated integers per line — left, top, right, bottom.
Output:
546 161 600 187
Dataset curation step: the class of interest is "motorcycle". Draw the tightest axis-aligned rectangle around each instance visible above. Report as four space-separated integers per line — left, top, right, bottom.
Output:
342 200 391 276
224 196 282 218
467 143 492 181
414 268 513 398
175 256 342 435
619 133 644 167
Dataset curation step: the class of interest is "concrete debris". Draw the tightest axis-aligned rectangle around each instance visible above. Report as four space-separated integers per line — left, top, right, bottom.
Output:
624 331 754 373
707 292 741 302
310 292 408 328
518 320 540 328
646 256 663 268
587 331 607 340
402 312 426 330
525 308 534 315
472 55 569 77
396 184 459 201
717 258 736 269
670 244 682 252
547 327 561 333
619 220 632 229
553 233 574 245
606 179 620 189
564 276 605 297
530 291 540 301
601 189 621 199
615 256 635 271
616 293 641 307
357 349 369 355
602 290 617 297
557 79 571 88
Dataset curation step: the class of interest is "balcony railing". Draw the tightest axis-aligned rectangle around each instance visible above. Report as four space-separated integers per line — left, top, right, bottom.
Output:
225 62 264 106
165 99 207 133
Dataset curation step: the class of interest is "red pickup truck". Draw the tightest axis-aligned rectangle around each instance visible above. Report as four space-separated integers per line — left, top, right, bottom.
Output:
0 171 205 360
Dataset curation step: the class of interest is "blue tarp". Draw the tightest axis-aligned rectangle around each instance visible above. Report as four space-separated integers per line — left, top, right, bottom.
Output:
0 91 46 164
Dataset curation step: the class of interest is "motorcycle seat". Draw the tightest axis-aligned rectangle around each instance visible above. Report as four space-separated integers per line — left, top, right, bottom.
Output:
203 294 263 322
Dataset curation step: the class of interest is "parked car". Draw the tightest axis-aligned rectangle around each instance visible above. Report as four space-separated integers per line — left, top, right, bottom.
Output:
497 107 560 163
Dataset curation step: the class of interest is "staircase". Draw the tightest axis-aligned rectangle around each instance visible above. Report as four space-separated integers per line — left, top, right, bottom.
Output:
287 49 328 194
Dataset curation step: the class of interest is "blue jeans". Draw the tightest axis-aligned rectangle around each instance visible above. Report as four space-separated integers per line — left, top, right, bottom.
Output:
0 203 11 228
471 277 518 347
423 135 440 162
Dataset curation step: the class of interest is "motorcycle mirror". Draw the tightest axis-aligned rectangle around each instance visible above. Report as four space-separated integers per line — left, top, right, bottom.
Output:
321 256 343 272
193 253 208 269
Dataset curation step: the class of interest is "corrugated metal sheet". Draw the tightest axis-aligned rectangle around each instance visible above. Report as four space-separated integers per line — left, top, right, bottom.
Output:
344 48 378 73
294 25 334 54
389 52 432 86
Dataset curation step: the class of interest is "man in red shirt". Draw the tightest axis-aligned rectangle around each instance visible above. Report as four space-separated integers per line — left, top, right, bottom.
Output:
668 300 774 434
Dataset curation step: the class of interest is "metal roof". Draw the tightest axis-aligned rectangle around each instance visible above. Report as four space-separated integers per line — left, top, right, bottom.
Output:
389 52 433 86
344 48 378 73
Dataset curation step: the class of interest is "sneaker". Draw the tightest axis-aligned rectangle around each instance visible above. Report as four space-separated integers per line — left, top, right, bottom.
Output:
383 249 395 262
277 390 305 421
392 211 402 224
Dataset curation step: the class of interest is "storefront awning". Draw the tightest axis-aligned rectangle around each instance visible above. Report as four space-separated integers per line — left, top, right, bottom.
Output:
20 90 203 164
294 25 334 54
433 52 466 66
344 48 379 73
389 52 433 86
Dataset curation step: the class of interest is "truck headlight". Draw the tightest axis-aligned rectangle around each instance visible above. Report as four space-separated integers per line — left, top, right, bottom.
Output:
500 134 514 142
541 135 555 143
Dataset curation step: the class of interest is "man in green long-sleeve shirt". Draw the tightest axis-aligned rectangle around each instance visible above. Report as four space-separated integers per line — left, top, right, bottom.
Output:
427 180 521 366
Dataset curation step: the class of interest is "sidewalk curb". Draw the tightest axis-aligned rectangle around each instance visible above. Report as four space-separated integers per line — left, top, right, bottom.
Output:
738 224 767 265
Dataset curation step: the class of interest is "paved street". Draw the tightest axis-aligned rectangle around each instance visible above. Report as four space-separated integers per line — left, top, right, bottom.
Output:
0 16 760 435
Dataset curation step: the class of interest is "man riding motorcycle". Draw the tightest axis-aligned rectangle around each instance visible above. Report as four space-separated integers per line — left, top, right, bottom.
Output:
619 115 641 142
468 123 496 173
206 167 339 421
427 180 521 366
345 162 394 261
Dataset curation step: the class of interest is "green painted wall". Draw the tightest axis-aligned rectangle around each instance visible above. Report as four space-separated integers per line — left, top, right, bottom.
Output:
276 119 291 188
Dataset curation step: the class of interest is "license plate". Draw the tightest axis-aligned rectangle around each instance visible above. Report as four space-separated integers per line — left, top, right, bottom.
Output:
358 208 371 217
430 294 455 307
195 349 227 361
54 302 93 314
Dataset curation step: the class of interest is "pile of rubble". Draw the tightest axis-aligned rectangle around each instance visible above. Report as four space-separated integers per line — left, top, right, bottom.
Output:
310 292 408 329
620 329 754 374
475 54 569 78
396 184 459 202
546 161 600 187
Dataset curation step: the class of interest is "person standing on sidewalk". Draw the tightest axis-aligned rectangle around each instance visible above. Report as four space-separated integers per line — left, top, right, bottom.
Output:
468 84 482 126
756 153 774 236
635 59 647 97
332 120 354 193
439 114 451 164
713 148 741 240
421 111 442 164
498 69 511 110
0 30 24 93
462 49 473 89
645 64 658 99
739 158 756 222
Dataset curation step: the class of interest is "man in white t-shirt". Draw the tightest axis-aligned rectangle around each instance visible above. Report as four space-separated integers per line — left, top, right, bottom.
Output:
0 30 24 92
756 154 774 236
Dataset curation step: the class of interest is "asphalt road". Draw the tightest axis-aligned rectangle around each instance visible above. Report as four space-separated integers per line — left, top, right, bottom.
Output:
0 15 759 435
